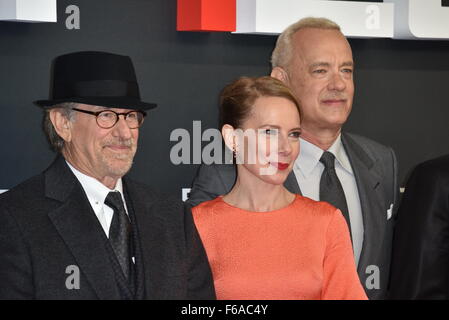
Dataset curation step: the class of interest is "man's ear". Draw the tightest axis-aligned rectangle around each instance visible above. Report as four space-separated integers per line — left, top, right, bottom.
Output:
271 67 289 84
49 109 73 143
221 124 236 152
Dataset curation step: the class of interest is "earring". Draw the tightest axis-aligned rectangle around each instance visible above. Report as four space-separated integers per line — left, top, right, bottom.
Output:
229 144 236 164
232 144 238 164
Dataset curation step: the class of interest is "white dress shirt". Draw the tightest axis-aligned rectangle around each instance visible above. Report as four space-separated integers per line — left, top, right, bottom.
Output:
293 135 364 266
66 161 129 238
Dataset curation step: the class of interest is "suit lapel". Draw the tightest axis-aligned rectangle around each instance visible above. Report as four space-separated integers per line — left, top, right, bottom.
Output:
341 133 387 274
45 157 121 300
126 182 188 299
220 164 238 193
122 182 163 299
122 179 146 299
284 171 302 195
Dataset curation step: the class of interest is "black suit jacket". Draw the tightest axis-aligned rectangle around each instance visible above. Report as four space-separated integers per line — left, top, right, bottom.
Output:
389 154 449 299
0 157 215 300
187 132 399 300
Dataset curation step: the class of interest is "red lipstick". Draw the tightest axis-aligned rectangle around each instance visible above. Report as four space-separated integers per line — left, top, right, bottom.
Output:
272 162 289 170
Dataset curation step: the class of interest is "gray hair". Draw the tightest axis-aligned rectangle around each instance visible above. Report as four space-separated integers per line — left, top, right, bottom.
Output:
43 102 77 152
271 17 341 70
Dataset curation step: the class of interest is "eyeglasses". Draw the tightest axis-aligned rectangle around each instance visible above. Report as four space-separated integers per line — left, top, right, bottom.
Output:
72 108 146 129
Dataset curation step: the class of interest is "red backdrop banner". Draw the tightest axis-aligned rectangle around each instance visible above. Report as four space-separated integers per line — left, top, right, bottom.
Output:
177 0 236 32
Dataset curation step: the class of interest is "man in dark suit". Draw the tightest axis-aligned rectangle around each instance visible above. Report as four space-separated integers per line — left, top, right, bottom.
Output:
389 155 449 299
0 51 215 300
187 17 398 300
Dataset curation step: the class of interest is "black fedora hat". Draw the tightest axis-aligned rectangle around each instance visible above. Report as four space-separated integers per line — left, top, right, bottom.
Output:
34 51 157 110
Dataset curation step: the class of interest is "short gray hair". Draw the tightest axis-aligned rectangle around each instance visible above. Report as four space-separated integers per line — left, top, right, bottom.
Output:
271 17 341 70
43 102 77 152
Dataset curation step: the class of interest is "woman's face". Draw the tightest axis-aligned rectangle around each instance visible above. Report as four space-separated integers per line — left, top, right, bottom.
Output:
234 95 301 185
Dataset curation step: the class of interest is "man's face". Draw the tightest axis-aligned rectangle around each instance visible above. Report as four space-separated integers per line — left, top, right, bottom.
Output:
284 28 354 132
65 104 139 180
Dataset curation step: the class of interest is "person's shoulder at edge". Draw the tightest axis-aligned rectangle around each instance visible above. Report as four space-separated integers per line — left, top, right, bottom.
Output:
412 153 449 177
400 153 449 191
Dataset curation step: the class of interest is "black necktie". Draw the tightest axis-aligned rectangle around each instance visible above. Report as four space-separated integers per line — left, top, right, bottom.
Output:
319 151 352 238
105 191 131 280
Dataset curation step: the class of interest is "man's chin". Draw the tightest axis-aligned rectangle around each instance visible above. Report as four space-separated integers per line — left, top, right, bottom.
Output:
107 167 132 178
103 159 134 178
322 114 350 128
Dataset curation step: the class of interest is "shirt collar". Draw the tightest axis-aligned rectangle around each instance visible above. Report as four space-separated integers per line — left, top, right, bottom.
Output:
66 161 124 214
295 137 323 178
328 134 353 175
295 134 353 178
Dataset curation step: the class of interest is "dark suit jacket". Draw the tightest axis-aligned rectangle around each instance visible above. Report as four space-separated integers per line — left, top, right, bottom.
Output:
389 154 449 299
0 157 215 300
187 132 399 300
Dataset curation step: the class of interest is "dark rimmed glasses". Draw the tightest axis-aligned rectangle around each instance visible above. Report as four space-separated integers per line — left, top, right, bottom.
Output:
72 108 147 129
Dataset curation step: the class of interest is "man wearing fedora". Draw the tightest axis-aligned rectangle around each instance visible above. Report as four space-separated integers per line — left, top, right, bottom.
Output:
0 51 215 300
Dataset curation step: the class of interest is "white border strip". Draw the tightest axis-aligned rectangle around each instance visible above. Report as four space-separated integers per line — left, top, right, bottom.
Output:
235 0 394 38
0 0 57 23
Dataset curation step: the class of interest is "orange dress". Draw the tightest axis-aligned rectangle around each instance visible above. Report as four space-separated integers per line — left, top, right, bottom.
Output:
192 195 367 300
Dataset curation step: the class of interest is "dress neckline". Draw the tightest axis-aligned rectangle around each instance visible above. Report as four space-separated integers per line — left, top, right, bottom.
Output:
218 194 300 214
